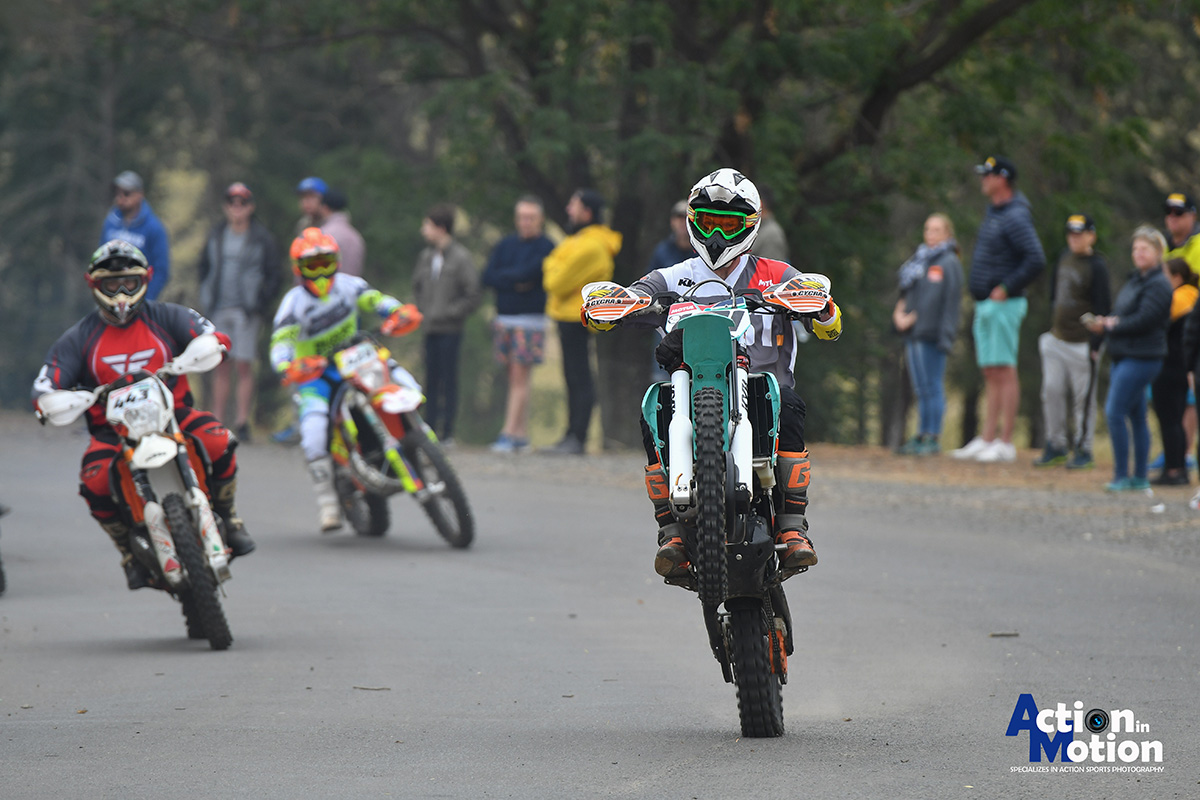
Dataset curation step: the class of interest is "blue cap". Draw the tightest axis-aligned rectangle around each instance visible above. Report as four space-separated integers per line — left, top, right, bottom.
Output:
296 176 328 196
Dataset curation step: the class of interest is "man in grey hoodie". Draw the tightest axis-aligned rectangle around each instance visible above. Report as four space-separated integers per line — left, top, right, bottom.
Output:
952 156 1046 463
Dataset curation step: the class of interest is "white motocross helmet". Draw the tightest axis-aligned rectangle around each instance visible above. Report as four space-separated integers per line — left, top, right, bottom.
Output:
686 168 762 271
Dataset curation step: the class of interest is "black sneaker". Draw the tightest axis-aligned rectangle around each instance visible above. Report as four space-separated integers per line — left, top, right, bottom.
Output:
123 559 153 591
1033 444 1068 467
542 436 584 456
234 423 252 444
1066 450 1095 470
1152 470 1189 486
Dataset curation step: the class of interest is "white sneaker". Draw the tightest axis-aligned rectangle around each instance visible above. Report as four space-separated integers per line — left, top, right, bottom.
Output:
951 437 990 460
975 440 1017 463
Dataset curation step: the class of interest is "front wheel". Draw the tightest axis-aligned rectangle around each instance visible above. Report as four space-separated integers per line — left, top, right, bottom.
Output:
693 386 728 606
727 597 784 737
164 494 232 651
401 434 474 548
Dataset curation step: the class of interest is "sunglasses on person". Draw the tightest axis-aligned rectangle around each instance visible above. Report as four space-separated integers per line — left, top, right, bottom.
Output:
1166 207 1192 217
225 196 252 207
689 208 759 240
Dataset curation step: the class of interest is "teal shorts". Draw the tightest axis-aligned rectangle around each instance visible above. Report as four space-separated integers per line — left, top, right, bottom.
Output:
972 297 1028 367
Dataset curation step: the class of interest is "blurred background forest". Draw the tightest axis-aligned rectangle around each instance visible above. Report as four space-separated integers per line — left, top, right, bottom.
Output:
3 0 1200 448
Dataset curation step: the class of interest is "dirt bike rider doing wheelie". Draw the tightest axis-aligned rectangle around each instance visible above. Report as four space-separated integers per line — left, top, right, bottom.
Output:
583 168 842 584
31 241 256 590
270 227 422 532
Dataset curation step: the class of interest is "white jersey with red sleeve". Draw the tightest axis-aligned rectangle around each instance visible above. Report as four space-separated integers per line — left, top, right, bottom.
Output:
630 253 801 388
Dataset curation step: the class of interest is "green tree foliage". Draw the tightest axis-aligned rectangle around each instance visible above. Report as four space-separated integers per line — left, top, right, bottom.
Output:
5 0 1200 448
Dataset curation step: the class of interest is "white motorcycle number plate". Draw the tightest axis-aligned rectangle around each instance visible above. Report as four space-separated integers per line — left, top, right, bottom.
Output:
334 342 379 378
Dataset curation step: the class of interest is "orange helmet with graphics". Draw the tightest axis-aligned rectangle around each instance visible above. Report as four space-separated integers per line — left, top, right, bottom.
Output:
291 227 340 298
86 240 153 326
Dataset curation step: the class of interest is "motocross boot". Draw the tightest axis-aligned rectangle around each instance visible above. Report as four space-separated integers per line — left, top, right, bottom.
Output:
774 450 818 575
308 456 343 532
646 462 692 587
209 475 256 558
99 518 152 590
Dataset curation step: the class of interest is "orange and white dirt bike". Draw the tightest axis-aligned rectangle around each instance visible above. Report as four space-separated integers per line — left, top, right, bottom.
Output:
582 273 834 738
284 326 475 548
35 333 235 650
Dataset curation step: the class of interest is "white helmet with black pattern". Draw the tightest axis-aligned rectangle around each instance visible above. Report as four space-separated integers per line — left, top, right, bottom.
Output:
87 240 152 326
686 168 762 271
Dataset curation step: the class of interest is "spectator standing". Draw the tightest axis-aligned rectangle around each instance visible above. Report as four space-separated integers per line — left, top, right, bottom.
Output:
1164 192 1200 276
541 189 622 455
1164 192 1200 466
648 200 695 271
100 171 171 300
892 212 963 456
482 196 555 453
197 182 282 442
951 156 1046 462
318 188 366 278
1085 226 1172 492
750 185 790 261
1150 257 1199 485
411 203 482 444
1033 214 1111 469
294 176 328 234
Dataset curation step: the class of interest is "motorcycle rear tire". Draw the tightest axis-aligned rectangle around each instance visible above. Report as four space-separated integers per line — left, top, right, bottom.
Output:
728 597 784 737
336 468 390 537
693 386 728 607
402 434 474 549
164 494 232 651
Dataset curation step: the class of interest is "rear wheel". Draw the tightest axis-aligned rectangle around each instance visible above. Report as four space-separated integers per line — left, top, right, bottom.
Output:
693 386 728 607
164 494 232 651
402 434 474 548
335 467 390 537
728 597 784 737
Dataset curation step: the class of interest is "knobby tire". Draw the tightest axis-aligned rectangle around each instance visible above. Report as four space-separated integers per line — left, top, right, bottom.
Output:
164 494 232 651
402 435 474 549
693 386 728 606
336 467 390 537
728 597 784 737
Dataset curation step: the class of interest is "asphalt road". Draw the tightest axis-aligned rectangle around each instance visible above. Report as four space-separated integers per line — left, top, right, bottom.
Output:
2 419 1197 799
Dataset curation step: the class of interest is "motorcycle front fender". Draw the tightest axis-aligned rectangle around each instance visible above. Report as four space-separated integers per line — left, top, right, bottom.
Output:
130 434 178 470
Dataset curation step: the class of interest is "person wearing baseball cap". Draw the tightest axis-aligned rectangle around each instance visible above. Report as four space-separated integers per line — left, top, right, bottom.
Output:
99 170 171 300
294 176 329 234
951 155 1046 463
197 181 282 442
1033 213 1110 470
1163 192 1200 278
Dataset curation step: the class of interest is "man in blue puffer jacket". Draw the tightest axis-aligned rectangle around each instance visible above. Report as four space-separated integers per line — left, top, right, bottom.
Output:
99 170 171 300
952 156 1046 463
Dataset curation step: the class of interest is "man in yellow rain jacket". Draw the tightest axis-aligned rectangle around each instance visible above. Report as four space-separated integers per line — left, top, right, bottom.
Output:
542 189 623 454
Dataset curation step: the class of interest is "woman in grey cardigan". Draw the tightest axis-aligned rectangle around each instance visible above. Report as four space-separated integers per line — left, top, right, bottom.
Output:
893 213 964 455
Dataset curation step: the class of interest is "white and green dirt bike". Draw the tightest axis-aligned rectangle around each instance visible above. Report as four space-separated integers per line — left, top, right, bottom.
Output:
583 274 831 737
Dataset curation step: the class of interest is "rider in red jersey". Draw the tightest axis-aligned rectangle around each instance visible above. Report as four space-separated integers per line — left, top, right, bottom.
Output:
32 241 255 589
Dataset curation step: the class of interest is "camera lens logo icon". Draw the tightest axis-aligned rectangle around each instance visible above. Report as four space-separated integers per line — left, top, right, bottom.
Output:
1085 708 1109 733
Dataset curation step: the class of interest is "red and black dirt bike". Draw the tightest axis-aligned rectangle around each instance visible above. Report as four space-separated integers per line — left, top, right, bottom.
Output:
36 333 237 650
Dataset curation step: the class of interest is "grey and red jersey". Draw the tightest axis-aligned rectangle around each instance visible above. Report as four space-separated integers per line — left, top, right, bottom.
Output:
631 254 803 389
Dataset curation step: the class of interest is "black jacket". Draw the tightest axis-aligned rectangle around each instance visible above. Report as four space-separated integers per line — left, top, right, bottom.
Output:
197 219 282 316
968 192 1046 301
1106 267 1172 362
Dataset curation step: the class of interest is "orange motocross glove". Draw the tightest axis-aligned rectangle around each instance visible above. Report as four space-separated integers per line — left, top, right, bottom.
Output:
381 304 423 337
281 354 328 386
